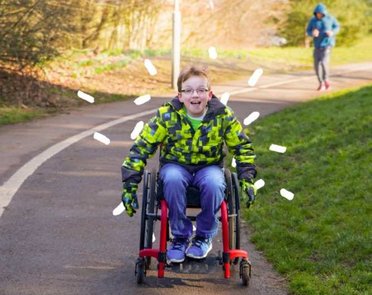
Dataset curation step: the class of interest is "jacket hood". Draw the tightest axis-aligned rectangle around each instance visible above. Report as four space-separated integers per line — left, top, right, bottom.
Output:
314 3 328 16
168 94 226 119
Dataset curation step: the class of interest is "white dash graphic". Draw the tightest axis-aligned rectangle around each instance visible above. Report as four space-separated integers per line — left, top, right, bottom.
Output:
208 0 215 10
248 68 263 87
208 46 218 59
244 111 260 125
220 92 230 106
254 179 265 190
113 202 125 216
93 132 110 145
280 188 294 201
231 157 236 168
130 121 144 140
134 94 151 106
144 59 157 76
77 90 95 103
269 144 287 153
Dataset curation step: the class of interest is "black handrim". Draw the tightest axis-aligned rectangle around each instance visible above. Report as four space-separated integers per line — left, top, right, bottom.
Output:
139 171 149 250
225 169 236 250
144 169 156 268
232 172 241 250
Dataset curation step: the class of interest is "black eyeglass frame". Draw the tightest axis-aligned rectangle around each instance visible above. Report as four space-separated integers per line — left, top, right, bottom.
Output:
180 88 210 95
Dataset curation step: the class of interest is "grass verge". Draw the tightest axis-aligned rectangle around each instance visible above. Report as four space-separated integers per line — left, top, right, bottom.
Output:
248 35 372 69
0 106 47 126
0 90 133 127
243 85 372 294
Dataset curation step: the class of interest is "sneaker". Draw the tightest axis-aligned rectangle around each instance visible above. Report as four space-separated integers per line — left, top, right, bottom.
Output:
324 80 331 90
167 237 189 263
317 83 326 91
185 236 212 259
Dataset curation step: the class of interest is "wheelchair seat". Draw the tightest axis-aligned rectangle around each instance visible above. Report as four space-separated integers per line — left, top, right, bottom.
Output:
156 168 234 209
157 180 202 208
185 186 202 208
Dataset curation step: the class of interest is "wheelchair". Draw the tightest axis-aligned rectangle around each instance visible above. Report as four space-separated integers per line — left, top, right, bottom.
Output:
134 168 252 286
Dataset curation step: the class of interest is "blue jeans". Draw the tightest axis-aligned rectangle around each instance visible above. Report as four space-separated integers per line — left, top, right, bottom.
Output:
159 163 226 239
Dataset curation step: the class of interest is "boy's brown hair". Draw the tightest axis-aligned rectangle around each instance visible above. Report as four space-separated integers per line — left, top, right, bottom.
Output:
177 65 210 92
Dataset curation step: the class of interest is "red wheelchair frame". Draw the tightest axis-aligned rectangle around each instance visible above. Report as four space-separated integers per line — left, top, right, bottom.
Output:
135 168 252 286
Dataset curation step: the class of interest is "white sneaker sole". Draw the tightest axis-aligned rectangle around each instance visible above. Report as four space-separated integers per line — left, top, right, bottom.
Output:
167 255 185 263
167 257 185 263
185 244 212 259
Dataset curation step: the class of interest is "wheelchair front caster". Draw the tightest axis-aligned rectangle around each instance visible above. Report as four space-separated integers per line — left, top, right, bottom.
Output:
135 257 146 284
145 256 152 270
240 259 251 287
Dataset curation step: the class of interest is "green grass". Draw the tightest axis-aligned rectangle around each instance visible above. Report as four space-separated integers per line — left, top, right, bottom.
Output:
0 91 133 126
47 35 372 76
182 47 249 60
249 46 312 69
0 106 46 125
93 59 129 74
243 85 372 295
248 35 372 69
183 34 371 66
49 47 172 77
332 36 372 65
44 35 372 80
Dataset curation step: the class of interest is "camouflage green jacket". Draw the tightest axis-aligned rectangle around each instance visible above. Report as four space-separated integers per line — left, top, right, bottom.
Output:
121 95 256 185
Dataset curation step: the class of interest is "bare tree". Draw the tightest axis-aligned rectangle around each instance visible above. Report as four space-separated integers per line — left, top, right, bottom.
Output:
0 0 82 70
75 0 165 52
0 0 82 105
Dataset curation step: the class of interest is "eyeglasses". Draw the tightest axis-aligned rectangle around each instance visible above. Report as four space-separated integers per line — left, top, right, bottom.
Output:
180 88 209 96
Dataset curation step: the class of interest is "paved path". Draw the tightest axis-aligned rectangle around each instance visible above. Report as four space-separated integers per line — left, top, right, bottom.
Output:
0 63 371 295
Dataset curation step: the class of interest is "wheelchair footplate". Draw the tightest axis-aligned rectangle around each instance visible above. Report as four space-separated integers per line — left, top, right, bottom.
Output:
166 254 222 274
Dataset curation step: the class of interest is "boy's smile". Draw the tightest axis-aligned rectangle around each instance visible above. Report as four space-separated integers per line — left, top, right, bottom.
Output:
190 99 201 106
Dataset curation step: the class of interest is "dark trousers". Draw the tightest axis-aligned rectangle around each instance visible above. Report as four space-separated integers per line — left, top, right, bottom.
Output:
313 47 331 83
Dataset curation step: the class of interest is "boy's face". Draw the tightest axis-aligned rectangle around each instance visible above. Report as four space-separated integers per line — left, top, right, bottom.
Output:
178 76 212 117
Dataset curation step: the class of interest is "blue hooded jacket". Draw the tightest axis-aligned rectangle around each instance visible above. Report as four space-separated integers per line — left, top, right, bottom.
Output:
306 3 340 48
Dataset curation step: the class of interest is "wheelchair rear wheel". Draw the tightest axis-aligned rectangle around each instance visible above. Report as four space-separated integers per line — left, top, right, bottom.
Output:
139 169 157 269
225 169 236 251
225 170 241 250
232 172 241 251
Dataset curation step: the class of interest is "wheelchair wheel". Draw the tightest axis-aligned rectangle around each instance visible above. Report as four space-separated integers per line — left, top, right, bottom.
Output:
139 169 157 269
135 257 145 284
240 259 251 287
225 169 236 251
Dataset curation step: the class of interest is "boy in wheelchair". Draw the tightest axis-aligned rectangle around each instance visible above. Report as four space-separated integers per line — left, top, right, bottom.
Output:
121 65 256 263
